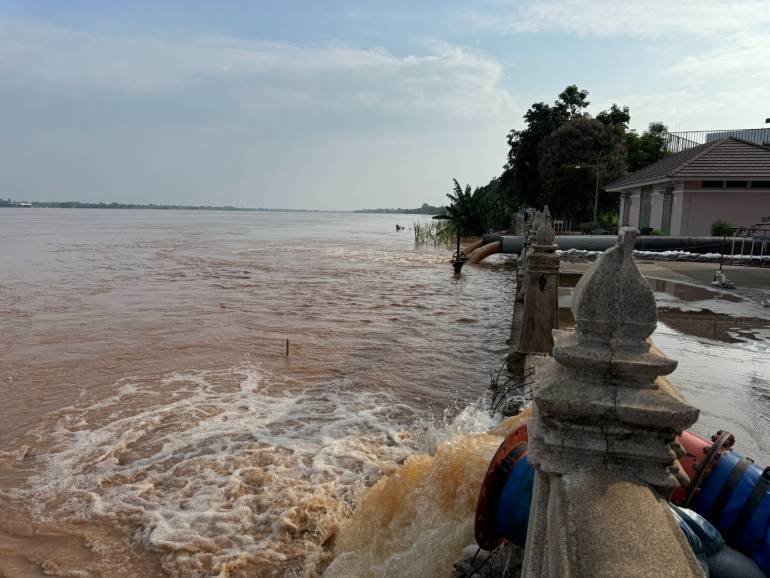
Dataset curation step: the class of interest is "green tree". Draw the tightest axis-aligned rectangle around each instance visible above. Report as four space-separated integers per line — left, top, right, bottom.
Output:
478 87 670 230
596 104 631 130
445 179 488 235
554 85 591 118
625 122 669 171
538 117 626 223
474 177 517 231
503 85 591 209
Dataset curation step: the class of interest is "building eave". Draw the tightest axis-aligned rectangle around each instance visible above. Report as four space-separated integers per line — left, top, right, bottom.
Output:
605 176 673 193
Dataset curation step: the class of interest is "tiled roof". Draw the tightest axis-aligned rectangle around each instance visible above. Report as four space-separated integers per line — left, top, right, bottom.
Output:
606 137 770 191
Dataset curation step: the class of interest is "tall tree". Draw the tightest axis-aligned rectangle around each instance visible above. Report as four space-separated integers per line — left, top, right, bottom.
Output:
596 104 631 130
554 85 591 119
478 87 669 231
503 85 591 209
625 122 669 171
538 117 626 223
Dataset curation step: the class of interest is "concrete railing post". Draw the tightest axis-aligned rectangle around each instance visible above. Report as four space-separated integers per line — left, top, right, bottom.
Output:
521 228 703 578
516 211 542 304
519 206 560 356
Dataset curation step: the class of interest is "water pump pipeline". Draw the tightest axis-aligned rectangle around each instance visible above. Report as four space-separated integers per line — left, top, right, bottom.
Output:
475 424 770 576
481 234 734 256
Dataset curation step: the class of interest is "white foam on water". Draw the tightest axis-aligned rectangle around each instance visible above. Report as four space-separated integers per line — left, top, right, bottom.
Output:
9 365 460 577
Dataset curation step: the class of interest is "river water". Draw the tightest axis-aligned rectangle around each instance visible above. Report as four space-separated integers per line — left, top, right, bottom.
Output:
1 209 769 577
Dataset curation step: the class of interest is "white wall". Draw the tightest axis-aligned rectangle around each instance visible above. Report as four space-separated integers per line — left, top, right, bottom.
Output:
626 187 641 228
669 184 684 236
619 194 629 226
650 185 665 230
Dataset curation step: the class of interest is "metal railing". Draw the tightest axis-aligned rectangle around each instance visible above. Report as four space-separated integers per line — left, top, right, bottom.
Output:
666 128 770 154
717 227 770 268
551 219 572 233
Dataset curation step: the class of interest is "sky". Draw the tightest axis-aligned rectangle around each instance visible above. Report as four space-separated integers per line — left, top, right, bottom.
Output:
1 1 770 210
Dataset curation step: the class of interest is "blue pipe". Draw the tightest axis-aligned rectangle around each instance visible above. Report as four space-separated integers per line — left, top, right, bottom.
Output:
491 444 770 574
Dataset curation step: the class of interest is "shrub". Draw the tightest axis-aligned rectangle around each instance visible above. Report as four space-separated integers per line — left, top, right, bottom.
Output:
711 219 733 236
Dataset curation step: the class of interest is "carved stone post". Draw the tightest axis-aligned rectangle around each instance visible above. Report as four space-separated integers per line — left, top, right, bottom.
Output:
509 209 545 375
522 229 703 578
519 206 560 355
516 211 541 304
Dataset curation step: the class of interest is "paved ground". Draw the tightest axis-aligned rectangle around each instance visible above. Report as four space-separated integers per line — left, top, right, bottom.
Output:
561 260 770 304
653 262 770 289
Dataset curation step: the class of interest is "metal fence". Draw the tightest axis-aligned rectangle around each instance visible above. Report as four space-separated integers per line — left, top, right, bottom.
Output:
551 219 572 233
666 128 770 154
717 228 770 267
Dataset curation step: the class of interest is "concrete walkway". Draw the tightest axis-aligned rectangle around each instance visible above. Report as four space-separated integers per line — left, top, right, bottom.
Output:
561 260 770 303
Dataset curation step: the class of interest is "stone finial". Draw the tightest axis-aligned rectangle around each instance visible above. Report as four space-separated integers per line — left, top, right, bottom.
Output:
573 228 654 343
527 211 542 243
529 227 699 489
534 205 556 247
522 228 703 578
559 227 675 380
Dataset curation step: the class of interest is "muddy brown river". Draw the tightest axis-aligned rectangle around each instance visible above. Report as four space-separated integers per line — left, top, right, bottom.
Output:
1 209 769 577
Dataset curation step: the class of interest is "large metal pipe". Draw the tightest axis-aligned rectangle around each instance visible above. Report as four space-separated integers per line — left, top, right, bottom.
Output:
482 234 730 255
467 241 501 263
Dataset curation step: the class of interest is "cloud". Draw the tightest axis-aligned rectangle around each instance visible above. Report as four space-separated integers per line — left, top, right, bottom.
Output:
0 21 516 120
0 20 518 208
665 36 770 81
454 0 770 129
603 85 770 132
486 0 770 38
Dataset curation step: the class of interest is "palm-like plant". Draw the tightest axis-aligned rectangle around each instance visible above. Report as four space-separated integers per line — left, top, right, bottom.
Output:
445 179 487 235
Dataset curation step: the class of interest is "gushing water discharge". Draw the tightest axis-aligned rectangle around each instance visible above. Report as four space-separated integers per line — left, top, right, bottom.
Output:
324 409 530 578
324 433 501 577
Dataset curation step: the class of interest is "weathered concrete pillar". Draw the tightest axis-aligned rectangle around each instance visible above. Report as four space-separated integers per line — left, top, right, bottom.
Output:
516 211 541 304
509 209 543 375
522 228 703 578
519 206 559 355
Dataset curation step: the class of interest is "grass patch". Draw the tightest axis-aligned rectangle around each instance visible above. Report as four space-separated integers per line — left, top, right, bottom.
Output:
413 219 455 246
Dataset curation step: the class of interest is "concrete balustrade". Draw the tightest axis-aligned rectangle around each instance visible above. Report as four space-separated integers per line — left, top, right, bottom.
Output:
520 228 703 578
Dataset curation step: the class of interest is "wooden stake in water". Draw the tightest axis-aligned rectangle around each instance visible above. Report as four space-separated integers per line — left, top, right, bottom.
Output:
285 339 289 356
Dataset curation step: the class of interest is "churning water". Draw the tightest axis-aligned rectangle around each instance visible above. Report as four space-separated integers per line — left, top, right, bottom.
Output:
1 209 768 577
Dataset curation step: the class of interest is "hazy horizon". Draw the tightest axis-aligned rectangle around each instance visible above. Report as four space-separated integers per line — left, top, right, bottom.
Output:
0 199 445 212
2 1 770 210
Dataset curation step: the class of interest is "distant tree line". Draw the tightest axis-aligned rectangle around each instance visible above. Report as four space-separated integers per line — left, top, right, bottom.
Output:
446 85 669 234
27 201 252 210
354 203 446 215
1 201 335 212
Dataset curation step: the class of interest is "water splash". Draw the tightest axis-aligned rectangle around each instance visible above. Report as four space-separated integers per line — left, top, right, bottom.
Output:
8 365 427 577
323 408 532 578
323 433 501 578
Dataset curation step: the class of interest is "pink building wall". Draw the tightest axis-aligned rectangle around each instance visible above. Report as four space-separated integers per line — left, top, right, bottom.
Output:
681 188 770 235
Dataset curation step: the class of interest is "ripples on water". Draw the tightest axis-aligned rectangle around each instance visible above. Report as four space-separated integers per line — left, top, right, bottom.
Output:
0 209 768 577
0 210 513 577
